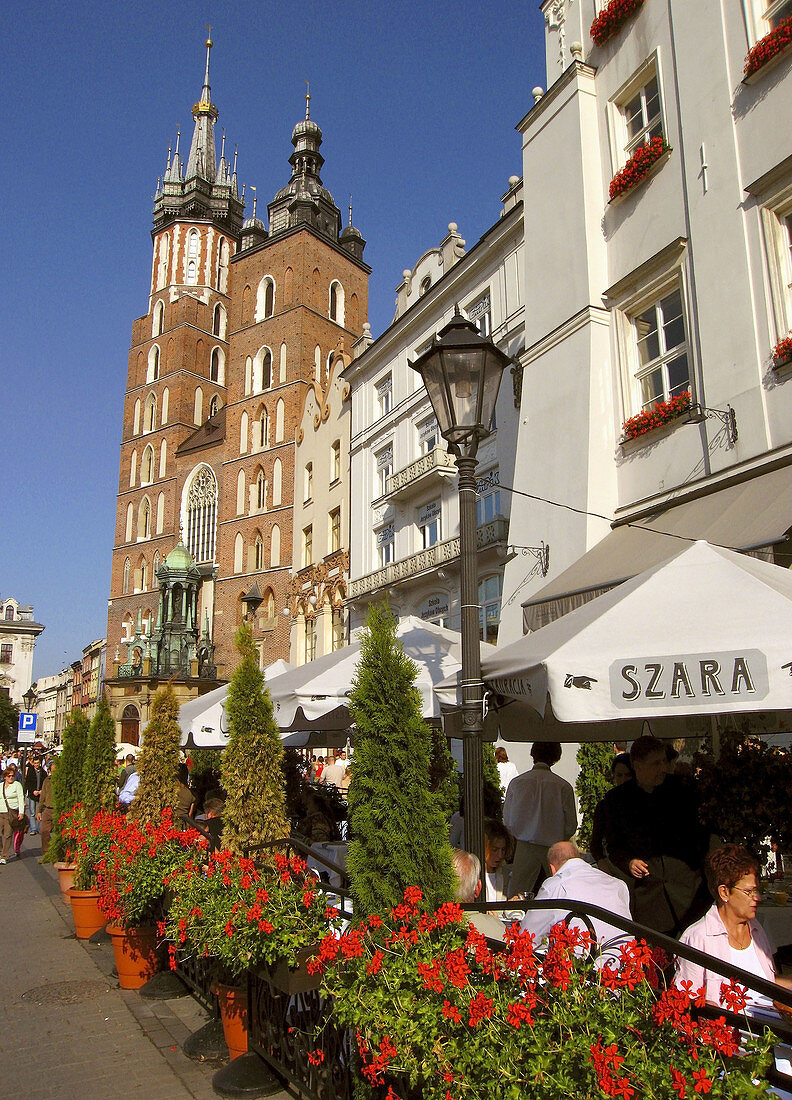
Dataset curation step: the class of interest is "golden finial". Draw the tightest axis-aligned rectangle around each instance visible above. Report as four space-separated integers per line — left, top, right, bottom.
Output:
305 80 310 120
205 23 213 48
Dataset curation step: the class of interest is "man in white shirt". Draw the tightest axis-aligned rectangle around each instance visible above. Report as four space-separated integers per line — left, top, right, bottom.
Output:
452 848 505 942
503 741 577 896
520 841 632 956
320 754 345 787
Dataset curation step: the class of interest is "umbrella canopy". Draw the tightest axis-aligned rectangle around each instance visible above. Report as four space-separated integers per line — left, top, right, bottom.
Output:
179 658 293 749
267 616 493 734
114 741 140 760
438 541 792 742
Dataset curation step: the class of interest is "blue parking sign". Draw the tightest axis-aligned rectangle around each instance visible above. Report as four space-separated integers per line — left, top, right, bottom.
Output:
18 712 37 742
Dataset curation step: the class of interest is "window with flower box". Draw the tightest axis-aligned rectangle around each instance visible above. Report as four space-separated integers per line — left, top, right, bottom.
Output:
744 1 792 76
629 287 690 418
746 160 792 348
609 62 670 200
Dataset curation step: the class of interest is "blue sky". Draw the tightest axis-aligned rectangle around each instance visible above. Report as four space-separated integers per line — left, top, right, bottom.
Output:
3 0 546 680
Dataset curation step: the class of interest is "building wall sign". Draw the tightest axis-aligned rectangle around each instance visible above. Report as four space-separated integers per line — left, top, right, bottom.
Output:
609 650 768 709
417 500 441 527
419 593 449 621
376 524 394 546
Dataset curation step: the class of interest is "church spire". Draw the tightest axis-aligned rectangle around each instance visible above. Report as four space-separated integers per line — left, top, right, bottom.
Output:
185 31 218 182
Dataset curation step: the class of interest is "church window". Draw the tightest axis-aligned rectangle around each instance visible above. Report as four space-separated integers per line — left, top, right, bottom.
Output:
217 239 229 293
254 534 264 571
234 533 244 573
284 267 293 302
133 399 141 435
270 524 281 567
159 440 167 477
256 277 275 321
349 293 359 331
152 301 164 338
125 504 133 542
208 395 219 418
210 347 223 383
122 558 131 595
184 465 217 564
253 347 272 392
144 393 157 433
194 387 203 425
212 302 227 338
329 280 345 325
156 234 169 291
279 342 287 383
240 411 249 454
275 399 285 443
153 550 160 576
139 558 148 592
156 493 164 534
186 230 200 285
242 285 252 323
272 459 282 506
259 408 269 449
264 588 275 622
161 387 169 425
141 445 155 485
236 470 246 515
129 449 137 488
257 469 267 511
138 497 151 540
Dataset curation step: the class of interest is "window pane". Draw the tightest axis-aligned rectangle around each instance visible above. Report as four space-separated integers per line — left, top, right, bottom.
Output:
640 368 664 408
645 79 660 121
625 93 643 140
636 308 660 365
666 354 690 395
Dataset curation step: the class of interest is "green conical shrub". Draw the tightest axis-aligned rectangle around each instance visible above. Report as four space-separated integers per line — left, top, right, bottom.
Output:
429 725 458 822
130 685 181 825
221 623 289 859
82 695 118 816
576 743 613 850
46 708 89 862
346 603 456 917
482 741 504 821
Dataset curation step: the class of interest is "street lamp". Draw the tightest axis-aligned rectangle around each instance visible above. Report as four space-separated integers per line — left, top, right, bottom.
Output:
410 307 513 873
23 685 36 714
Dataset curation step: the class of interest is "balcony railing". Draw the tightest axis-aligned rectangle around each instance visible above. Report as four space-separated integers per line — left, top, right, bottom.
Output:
382 446 457 501
348 516 508 599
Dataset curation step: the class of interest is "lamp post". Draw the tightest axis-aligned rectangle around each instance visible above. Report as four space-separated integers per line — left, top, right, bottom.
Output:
410 308 513 873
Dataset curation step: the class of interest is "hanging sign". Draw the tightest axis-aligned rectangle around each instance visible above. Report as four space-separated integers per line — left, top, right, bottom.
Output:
608 650 769 709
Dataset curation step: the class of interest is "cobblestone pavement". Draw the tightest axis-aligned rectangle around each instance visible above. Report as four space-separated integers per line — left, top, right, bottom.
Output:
0 832 291 1099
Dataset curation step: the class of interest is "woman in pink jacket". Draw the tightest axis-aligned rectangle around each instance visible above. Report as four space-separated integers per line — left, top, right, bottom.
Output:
677 844 790 1012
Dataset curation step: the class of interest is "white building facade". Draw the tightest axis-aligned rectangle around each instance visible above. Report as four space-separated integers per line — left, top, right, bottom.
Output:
0 597 44 708
346 193 525 639
500 0 792 641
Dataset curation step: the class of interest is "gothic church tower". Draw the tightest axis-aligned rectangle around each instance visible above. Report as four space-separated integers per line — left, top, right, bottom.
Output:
105 42 368 741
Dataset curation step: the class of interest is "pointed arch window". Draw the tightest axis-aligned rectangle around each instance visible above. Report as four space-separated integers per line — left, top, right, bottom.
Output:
240 411 249 454
157 234 170 291
212 302 227 338
210 346 224 384
236 469 246 516
253 347 272 393
156 493 164 534
161 387 169 425
279 342 287 383
144 393 157 433
186 230 200 285
208 395 219 419
270 524 281 567
152 301 165 338
254 534 264 571
257 469 267 511
139 558 148 592
256 277 275 320
125 503 133 543
153 550 160 576
183 465 217 564
275 399 285 443
138 497 152 540
272 458 282 506
329 280 345 325
194 387 203 425
259 408 269 450
234 532 244 573
217 239 229 293
159 440 167 477
141 445 155 485
133 399 141 435
129 449 138 488
122 557 131 595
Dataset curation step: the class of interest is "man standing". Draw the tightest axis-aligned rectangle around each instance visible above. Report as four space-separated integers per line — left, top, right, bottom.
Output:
503 741 577 896
520 841 632 955
320 754 345 788
602 734 707 934
117 753 136 790
24 755 46 836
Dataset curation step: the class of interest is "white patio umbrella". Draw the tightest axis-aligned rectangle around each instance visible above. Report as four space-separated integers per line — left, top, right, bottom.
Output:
438 541 792 742
179 658 294 749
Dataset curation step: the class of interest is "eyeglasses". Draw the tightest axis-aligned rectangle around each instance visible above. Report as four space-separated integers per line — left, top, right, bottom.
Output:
731 886 763 900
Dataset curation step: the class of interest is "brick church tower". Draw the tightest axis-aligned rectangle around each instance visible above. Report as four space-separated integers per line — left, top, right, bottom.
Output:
105 40 369 741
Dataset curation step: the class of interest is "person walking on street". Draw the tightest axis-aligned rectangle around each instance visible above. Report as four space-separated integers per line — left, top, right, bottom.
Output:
37 760 55 860
503 741 577 897
24 755 46 836
1 764 27 862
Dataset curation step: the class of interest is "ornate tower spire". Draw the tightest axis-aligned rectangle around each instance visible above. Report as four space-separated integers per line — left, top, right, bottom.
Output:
185 31 218 182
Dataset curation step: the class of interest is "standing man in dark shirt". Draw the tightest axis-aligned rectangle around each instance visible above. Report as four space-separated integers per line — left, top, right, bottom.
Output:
603 735 707 934
24 755 47 836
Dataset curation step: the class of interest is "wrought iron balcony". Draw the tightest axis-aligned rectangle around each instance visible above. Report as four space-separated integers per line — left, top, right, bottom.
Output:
348 516 508 599
381 446 457 502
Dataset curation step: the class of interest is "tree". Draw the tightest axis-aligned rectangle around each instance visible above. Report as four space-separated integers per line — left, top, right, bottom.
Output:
221 623 288 858
346 603 456 917
428 725 458 822
0 691 19 747
482 742 504 821
82 695 118 816
130 685 181 825
46 708 89 862
576 743 613 850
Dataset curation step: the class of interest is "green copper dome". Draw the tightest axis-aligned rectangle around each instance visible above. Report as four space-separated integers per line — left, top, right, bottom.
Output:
164 541 195 571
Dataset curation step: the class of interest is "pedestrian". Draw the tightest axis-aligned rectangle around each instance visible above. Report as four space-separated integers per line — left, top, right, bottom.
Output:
494 747 519 793
24 755 47 836
117 753 136 790
0 764 28 862
37 759 55 860
503 741 577 897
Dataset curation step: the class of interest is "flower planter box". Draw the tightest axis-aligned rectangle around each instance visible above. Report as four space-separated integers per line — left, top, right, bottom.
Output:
591 0 645 47
772 335 792 371
609 141 671 204
269 944 321 995
744 17 792 83
619 399 702 451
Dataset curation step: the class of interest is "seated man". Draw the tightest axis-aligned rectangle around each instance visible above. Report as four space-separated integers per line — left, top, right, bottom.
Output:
520 841 632 956
452 848 505 943
484 819 511 905
201 796 225 852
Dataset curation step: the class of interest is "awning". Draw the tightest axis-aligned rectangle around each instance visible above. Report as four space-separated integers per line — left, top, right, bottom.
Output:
523 462 792 631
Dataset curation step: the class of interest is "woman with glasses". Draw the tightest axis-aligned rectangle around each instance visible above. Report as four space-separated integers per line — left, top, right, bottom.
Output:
0 764 27 863
676 844 790 1011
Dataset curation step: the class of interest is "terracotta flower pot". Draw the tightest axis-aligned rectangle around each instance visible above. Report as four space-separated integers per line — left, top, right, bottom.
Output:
106 924 164 989
55 862 77 906
68 887 107 940
214 982 248 1060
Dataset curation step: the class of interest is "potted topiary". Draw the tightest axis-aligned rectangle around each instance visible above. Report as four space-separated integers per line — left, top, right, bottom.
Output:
49 708 89 899
63 806 115 939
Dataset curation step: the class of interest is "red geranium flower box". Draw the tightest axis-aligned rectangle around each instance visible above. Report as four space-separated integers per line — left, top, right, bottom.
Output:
744 16 792 79
591 0 645 47
609 136 670 202
622 390 692 441
772 333 792 368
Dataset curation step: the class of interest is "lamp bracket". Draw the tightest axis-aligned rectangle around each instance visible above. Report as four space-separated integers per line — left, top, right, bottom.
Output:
506 541 550 577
